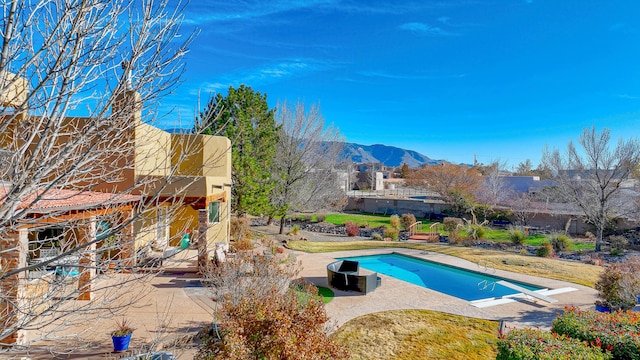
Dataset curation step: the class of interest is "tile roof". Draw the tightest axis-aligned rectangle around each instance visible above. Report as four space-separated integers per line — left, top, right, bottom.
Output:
0 185 141 214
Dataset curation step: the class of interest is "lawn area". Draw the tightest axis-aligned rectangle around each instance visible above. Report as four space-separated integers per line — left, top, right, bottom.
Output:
319 212 596 251
482 229 595 251
287 240 602 287
331 309 499 360
323 213 407 229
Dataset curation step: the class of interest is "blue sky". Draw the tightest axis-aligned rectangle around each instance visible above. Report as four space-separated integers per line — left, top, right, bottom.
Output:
164 0 640 168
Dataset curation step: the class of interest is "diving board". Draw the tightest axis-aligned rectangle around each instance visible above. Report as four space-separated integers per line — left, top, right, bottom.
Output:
496 280 558 304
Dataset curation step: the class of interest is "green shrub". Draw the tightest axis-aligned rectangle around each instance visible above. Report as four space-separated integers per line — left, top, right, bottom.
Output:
509 229 527 246
465 224 486 240
594 260 640 311
535 243 553 257
287 224 301 236
400 213 416 230
443 217 462 232
389 214 400 230
315 213 327 222
345 221 359 237
609 235 628 256
298 214 308 222
371 232 383 241
497 327 611 360
383 228 399 241
552 306 640 360
548 233 572 252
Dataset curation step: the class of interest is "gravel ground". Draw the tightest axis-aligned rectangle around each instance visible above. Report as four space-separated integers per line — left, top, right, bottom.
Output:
251 224 373 243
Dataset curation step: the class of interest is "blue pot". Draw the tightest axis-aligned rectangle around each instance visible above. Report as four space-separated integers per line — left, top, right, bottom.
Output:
595 304 611 313
112 333 132 352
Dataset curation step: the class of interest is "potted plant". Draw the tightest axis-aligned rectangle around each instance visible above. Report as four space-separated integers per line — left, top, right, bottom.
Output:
111 318 134 352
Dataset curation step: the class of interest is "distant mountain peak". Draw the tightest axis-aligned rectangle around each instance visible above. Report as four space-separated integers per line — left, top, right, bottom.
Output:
339 142 442 167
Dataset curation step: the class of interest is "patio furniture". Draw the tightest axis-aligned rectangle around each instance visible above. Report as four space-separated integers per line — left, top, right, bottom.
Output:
327 260 380 295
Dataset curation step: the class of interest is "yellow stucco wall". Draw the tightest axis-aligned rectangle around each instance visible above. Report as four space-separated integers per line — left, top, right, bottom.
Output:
169 205 199 246
205 185 231 247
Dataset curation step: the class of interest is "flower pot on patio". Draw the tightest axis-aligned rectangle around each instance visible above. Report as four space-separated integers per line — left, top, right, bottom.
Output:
111 333 132 352
111 318 134 352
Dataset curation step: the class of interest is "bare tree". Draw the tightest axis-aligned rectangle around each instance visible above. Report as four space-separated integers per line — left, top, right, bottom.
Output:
474 160 510 221
506 192 546 227
476 160 510 207
0 0 232 352
270 101 345 234
515 159 533 176
406 163 483 217
199 251 346 359
541 127 640 251
367 162 379 190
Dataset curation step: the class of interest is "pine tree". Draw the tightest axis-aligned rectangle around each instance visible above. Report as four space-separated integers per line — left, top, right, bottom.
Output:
199 85 279 216
400 163 410 178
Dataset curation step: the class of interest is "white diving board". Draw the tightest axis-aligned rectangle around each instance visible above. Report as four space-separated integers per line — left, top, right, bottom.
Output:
496 280 558 304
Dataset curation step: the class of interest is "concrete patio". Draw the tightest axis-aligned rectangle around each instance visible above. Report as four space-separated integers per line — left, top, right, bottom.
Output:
11 246 600 359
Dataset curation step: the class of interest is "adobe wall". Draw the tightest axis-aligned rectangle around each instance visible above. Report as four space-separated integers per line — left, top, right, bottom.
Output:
346 197 447 217
345 196 638 235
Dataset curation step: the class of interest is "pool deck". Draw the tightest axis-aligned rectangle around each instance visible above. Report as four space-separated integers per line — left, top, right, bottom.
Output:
295 248 599 331
14 242 599 358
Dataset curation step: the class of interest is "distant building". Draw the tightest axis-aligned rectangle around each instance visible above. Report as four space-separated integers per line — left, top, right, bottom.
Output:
500 176 556 194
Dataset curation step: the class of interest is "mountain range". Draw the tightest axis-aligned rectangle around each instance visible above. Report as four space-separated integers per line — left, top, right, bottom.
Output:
164 128 440 168
338 143 442 168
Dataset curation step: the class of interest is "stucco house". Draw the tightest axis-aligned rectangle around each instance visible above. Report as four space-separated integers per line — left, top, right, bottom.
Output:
0 72 231 345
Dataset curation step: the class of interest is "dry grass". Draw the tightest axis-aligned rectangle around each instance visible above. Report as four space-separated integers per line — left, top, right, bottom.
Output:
287 241 602 287
331 309 499 360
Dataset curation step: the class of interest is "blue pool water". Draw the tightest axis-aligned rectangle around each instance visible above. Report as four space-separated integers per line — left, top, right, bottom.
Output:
338 253 543 301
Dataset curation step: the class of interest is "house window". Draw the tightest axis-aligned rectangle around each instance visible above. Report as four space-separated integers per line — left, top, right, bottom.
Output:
209 201 220 223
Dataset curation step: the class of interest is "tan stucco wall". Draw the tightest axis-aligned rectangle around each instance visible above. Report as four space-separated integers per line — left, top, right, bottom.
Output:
135 122 171 177
171 134 231 178
0 71 28 108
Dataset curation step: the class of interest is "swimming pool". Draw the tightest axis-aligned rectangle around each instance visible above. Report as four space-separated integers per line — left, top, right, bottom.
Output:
338 253 544 301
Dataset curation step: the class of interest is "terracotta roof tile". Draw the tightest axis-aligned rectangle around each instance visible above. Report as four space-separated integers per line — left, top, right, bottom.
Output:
0 185 141 214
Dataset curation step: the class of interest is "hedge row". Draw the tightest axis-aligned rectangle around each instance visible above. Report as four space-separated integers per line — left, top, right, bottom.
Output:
552 306 640 360
498 306 640 360
497 327 611 360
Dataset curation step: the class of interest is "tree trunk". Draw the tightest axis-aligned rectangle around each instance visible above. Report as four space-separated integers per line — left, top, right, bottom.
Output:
279 215 286 235
596 226 603 252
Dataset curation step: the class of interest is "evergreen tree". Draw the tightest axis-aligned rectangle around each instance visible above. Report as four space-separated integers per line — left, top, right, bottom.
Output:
399 163 410 178
198 85 279 216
